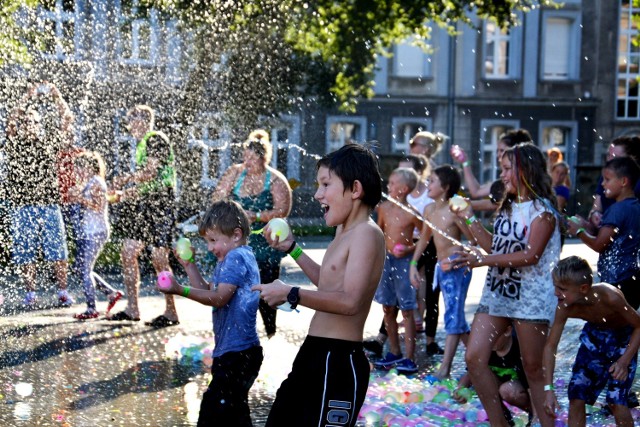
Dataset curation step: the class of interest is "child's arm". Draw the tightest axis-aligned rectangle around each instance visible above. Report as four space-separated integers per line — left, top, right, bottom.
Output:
608 294 640 381
79 179 107 212
264 224 321 286
254 224 384 315
451 203 493 252
157 272 236 308
542 307 568 418
211 165 241 201
409 207 433 288
454 213 555 269
567 223 615 254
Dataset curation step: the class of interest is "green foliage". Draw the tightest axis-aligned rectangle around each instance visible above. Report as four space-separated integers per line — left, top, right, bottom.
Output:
0 0 39 66
142 0 554 118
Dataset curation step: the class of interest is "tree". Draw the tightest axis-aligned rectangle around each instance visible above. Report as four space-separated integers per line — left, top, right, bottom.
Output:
0 0 38 66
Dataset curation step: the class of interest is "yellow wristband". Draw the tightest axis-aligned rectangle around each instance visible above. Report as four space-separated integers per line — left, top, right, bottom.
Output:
290 245 303 261
182 286 191 298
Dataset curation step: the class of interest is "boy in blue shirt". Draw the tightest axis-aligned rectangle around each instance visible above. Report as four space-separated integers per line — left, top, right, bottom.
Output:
157 200 262 427
567 156 640 309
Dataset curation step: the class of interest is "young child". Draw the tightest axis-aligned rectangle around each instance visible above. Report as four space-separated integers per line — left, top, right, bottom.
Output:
450 142 561 427
543 256 640 426
252 144 386 427
156 200 263 426
69 151 123 319
566 156 640 310
410 165 475 379
373 167 424 374
453 326 531 423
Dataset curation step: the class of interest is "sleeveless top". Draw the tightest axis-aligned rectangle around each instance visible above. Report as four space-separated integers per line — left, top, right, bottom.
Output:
407 184 434 239
135 131 176 196
79 176 110 238
480 199 560 323
231 169 284 264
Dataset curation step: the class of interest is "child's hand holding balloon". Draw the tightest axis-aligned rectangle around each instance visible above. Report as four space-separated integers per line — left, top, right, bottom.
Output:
262 218 294 252
157 271 178 294
174 237 195 266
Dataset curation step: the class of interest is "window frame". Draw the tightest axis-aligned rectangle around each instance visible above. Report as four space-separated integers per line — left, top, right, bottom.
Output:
115 0 159 66
390 117 432 153
391 36 432 79
325 116 367 153
539 10 581 82
538 120 578 185
38 0 83 61
482 18 522 80
478 119 520 184
616 0 640 120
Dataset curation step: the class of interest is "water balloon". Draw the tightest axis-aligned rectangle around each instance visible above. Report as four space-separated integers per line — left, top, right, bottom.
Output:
176 237 193 261
266 218 290 241
449 195 468 212
158 271 173 289
14 382 33 397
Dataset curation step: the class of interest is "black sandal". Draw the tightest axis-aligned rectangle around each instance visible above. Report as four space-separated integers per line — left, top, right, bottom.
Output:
107 311 140 321
145 315 180 328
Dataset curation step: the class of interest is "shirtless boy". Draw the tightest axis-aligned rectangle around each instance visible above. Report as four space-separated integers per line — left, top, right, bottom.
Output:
410 165 475 379
252 144 385 427
543 256 640 427
372 167 424 374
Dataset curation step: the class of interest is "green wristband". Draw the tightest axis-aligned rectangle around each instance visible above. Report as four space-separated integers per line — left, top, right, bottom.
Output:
409 260 418 266
290 245 303 261
466 215 477 225
543 384 554 391
182 286 191 298
576 227 586 236
462 160 470 168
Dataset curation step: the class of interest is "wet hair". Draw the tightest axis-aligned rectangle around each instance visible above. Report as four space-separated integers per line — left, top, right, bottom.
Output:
552 256 593 287
604 156 640 188
409 131 447 158
433 164 461 200
126 105 155 129
399 154 429 176
489 180 506 205
75 151 106 179
198 199 251 239
316 143 382 208
612 135 640 163
391 167 419 193
243 129 273 164
500 142 558 215
499 129 533 148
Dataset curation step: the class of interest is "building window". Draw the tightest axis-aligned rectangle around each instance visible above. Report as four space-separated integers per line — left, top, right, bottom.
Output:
392 37 431 78
539 121 577 182
325 116 367 153
391 118 431 153
187 118 232 190
269 115 302 181
483 18 521 79
116 0 159 66
617 0 640 119
112 111 137 177
38 0 81 61
540 12 580 81
479 120 519 184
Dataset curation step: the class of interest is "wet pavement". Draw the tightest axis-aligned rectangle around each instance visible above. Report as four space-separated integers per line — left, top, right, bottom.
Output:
0 238 636 426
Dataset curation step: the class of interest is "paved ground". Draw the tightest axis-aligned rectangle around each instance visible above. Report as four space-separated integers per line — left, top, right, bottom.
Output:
0 238 636 426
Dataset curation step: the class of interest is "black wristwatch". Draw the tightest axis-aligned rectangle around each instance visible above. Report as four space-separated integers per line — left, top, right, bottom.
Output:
287 287 300 310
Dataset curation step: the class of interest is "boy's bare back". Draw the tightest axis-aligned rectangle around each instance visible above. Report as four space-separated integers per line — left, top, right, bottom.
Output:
424 202 467 260
561 284 637 329
378 201 422 253
308 219 385 342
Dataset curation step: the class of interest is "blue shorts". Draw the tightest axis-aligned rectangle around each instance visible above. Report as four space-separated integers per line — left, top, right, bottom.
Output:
435 257 472 335
374 253 417 311
11 205 68 264
568 323 637 406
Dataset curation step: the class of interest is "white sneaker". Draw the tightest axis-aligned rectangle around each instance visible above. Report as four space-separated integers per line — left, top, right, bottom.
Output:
57 290 75 307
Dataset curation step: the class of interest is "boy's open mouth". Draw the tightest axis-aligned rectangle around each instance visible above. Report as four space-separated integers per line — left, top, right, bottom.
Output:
321 204 329 214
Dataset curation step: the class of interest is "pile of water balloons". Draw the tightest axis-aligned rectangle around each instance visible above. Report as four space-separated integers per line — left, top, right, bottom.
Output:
164 333 213 367
357 371 630 427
